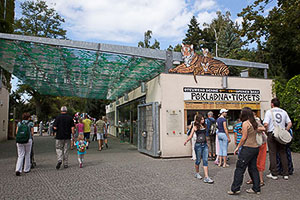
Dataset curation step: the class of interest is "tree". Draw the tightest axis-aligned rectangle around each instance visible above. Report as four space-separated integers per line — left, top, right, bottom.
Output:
13 0 67 120
1 0 15 91
238 0 300 79
0 0 14 33
182 16 202 51
14 0 66 38
166 44 181 52
138 30 160 49
203 11 243 58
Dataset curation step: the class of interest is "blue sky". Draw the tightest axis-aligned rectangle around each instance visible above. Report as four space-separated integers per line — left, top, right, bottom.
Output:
15 0 276 50
12 0 276 92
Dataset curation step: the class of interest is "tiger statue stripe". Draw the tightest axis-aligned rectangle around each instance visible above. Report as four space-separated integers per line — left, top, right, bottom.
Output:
168 44 229 83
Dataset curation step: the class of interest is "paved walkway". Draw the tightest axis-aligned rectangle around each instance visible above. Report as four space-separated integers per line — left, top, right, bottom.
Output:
1 136 300 200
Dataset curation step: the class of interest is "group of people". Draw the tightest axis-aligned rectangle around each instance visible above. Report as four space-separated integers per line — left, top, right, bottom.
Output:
185 98 293 195
14 98 294 196
15 106 110 175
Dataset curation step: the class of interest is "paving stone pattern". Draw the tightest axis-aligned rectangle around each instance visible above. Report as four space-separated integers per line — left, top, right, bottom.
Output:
1 136 300 200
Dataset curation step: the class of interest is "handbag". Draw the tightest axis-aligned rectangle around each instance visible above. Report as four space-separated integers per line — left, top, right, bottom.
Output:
256 132 263 147
271 110 292 144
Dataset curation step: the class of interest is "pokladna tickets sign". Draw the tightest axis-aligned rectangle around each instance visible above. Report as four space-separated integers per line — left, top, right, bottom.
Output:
183 87 260 102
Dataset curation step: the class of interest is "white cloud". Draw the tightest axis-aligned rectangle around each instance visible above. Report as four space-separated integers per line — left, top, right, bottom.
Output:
194 0 216 11
34 0 220 46
235 16 243 27
196 11 217 28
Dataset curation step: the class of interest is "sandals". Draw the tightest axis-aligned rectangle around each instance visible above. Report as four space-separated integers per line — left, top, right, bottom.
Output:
246 180 265 187
223 164 230 168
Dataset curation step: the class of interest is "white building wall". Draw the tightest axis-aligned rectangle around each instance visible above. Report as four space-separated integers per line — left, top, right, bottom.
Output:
0 86 9 141
159 74 273 157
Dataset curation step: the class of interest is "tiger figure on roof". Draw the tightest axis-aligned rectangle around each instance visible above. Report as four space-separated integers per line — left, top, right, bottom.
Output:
169 44 229 83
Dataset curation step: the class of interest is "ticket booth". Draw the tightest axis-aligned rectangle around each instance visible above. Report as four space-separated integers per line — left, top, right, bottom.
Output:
107 74 273 158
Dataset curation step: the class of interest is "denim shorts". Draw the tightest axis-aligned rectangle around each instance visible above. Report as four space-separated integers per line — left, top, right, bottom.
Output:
194 142 208 166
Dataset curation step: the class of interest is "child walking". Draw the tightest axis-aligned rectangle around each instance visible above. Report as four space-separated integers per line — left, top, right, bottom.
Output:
75 134 88 168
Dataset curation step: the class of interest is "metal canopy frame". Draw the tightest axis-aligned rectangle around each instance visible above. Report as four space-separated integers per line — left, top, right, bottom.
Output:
0 33 269 100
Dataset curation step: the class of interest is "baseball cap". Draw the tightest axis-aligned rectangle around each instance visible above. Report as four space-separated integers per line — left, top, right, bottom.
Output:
61 106 67 112
220 108 228 114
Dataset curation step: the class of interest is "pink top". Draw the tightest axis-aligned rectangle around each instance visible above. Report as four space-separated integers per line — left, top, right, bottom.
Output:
77 123 84 133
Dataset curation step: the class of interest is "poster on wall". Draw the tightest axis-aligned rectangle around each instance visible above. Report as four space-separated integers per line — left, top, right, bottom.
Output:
183 87 261 102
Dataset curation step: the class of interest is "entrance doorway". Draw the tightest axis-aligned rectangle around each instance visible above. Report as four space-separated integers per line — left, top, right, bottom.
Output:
117 97 145 146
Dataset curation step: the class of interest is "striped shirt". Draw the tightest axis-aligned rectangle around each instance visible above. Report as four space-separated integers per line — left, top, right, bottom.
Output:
233 122 242 144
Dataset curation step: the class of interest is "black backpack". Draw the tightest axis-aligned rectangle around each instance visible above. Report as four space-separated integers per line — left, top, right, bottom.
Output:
16 122 30 144
208 118 217 136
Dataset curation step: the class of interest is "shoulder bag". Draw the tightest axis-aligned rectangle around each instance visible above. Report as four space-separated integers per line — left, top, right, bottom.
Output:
271 110 292 144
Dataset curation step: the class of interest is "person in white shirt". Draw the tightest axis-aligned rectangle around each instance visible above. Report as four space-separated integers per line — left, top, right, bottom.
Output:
263 98 292 180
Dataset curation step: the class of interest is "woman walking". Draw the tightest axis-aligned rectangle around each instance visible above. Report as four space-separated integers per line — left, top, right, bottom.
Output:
228 107 265 195
184 114 214 184
216 109 231 167
15 113 34 176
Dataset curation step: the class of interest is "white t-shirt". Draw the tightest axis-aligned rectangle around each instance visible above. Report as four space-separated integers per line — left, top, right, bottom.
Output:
263 107 291 132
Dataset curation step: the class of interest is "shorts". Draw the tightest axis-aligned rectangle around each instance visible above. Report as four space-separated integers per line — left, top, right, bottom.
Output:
97 133 104 140
103 134 107 139
84 132 90 140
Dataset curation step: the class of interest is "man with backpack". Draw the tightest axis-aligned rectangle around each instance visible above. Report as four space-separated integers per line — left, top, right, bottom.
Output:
15 112 34 176
205 111 217 160
53 106 75 169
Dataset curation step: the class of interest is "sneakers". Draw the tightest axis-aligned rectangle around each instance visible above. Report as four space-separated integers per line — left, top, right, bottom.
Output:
16 171 21 176
246 188 260 195
203 177 214 184
283 176 289 180
227 190 240 195
266 173 278 180
56 161 62 170
195 173 202 179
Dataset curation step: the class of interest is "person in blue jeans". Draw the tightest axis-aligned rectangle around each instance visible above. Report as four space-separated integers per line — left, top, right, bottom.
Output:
217 108 231 167
184 114 214 184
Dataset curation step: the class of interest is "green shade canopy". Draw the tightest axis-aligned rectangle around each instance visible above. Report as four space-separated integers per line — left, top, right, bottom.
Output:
0 34 166 100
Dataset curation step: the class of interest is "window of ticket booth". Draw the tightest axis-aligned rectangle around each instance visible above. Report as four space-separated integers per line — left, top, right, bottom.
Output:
183 87 261 134
185 109 261 133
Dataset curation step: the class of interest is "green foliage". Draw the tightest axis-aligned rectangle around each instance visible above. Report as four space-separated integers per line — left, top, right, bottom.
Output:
183 16 202 51
203 11 243 57
274 75 300 152
0 0 15 33
14 0 66 38
11 0 68 120
138 30 160 49
238 0 300 79
1 0 15 90
166 44 181 52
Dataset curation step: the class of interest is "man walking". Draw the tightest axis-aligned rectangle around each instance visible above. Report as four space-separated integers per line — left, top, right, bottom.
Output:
263 98 292 180
53 106 75 169
95 116 106 151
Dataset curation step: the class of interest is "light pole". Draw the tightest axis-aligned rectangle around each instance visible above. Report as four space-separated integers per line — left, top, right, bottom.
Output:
212 28 218 57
